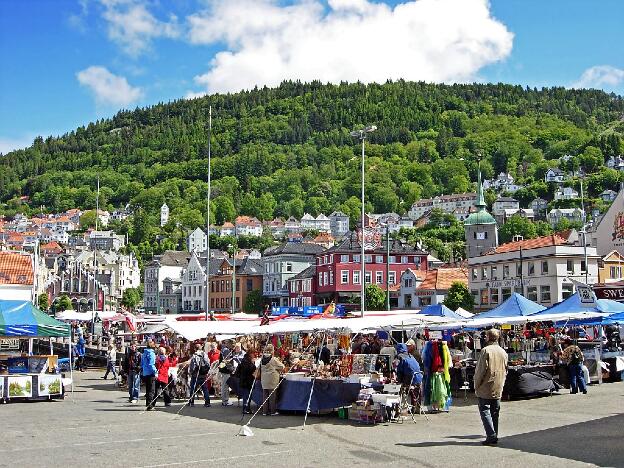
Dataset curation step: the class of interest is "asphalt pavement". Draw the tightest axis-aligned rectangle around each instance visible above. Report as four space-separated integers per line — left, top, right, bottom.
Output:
1 370 623 468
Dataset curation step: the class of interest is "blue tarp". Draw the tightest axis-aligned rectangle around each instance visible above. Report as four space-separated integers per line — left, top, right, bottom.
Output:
596 299 624 313
0 300 70 337
417 303 465 320
476 293 545 318
530 292 600 316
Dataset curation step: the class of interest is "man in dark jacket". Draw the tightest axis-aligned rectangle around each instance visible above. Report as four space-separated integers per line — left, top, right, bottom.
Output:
124 342 142 403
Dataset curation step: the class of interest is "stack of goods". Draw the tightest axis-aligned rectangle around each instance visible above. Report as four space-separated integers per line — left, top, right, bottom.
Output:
422 340 453 411
348 388 383 424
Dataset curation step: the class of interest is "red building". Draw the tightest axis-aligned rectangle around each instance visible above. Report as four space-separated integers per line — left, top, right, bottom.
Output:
315 233 428 305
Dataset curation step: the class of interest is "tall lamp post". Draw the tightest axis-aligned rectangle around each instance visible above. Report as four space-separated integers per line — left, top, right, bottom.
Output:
228 243 237 313
205 106 212 320
350 125 377 317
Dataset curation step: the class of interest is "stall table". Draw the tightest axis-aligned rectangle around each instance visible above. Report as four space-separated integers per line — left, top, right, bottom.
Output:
228 376 362 412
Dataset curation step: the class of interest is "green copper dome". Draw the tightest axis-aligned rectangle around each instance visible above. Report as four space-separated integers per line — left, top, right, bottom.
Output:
464 209 497 225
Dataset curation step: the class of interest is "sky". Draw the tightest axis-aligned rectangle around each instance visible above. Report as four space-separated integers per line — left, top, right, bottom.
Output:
1 0 623 154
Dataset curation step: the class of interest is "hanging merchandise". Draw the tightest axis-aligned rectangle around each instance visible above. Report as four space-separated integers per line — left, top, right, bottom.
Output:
422 340 453 411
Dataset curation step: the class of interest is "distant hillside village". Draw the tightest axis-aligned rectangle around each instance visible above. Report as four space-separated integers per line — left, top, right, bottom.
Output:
2 158 624 315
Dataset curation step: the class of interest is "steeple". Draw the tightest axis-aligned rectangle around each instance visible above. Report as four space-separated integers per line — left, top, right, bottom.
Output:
475 163 486 209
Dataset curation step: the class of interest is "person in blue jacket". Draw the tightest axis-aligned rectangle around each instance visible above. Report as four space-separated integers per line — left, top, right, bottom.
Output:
395 343 423 386
141 340 158 410
76 336 86 372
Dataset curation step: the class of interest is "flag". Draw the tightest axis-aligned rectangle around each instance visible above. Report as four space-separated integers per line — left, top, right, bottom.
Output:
125 313 137 332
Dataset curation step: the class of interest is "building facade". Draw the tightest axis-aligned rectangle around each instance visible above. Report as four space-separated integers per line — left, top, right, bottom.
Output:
262 242 326 306
464 170 498 258
468 232 599 311
287 265 317 307
408 193 477 221
144 251 189 313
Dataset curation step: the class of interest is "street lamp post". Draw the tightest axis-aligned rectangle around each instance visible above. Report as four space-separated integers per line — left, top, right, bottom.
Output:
228 243 237 313
350 125 377 318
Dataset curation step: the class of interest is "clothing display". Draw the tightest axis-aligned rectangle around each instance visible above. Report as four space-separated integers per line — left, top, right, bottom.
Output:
422 340 452 410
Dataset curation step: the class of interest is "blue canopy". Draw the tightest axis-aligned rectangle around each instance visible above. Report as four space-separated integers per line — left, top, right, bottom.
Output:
417 303 465 320
0 300 70 337
476 292 545 318
530 292 600 316
596 299 624 313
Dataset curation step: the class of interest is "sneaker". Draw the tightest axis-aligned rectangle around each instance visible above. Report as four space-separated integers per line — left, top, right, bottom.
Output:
146 407 153 411
243 409 252 414
582 390 588 394
481 439 497 446
101 377 107 380
270 412 280 416
204 403 211 407
131 399 138 404
165 403 172 407
128 398 133 403
222 402 233 406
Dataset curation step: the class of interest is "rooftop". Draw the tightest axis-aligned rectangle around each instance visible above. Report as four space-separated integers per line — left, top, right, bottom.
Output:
0 251 34 285
418 267 468 291
484 232 572 255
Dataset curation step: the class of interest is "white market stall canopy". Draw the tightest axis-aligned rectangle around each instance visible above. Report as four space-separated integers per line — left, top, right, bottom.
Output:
164 313 453 341
55 310 120 321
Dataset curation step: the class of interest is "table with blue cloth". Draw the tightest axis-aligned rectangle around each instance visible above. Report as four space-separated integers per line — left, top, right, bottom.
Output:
227 376 362 412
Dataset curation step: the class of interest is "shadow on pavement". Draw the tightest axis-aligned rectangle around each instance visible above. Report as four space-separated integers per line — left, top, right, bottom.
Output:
398 413 624 466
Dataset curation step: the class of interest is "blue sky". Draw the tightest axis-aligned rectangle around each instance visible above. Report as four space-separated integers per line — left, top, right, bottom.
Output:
1 0 623 154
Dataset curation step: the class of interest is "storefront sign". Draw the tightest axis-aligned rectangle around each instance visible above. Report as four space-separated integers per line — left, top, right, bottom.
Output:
0 338 19 350
594 286 624 300
490 279 531 288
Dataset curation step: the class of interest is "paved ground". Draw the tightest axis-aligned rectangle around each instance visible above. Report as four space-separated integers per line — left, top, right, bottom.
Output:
2 371 623 468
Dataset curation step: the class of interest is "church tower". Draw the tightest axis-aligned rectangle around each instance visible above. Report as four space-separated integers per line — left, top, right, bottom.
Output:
464 166 498 258
160 203 169 227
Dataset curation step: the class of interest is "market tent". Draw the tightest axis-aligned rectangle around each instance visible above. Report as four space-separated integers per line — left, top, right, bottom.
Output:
475 293 545 319
164 317 260 341
55 310 119 321
0 299 70 337
454 307 474 318
530 292 608 317
417 303 465 320
596 299 624 313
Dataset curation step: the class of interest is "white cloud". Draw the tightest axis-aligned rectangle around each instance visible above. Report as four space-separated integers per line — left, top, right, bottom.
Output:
77 66 143 107
572 65 624 91
100 0 180 57
185 0 513 94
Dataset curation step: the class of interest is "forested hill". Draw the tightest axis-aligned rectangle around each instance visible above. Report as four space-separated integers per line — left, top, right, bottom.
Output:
2 81 624 244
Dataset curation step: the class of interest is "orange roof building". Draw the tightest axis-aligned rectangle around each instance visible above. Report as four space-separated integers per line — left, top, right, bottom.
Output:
0 251 34 285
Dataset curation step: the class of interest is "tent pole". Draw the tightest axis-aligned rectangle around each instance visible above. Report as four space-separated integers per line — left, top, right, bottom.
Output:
49 337 53 355
303 331 326 430
28 338 33 356
68 339 74 396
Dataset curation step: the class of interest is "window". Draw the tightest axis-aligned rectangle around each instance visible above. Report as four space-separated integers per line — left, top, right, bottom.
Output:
404 277 414 288
341 270 349 284
480 289 489 305
491 266 498 280
567 259 574 274
247 279 253 290
375 255 384 264
340 254 350 263
610 266 622 279
389 256 396 264
503 265 510 279
580 260 587 273
236 279 240 291
353 254 361 263
562 283 573 299
389 271 396 285
402 256 409 264
353 271 361 284
472 269 478 280
471 289 479 304
490 288 499 304
541 261 549 275
286 262 292 272
376 271 383 284
323 272 328 285
329 271 334 285
527 286 538 302
365 272 372 284
365 255 372 263
516 263 522 276
540 285 551 303
501 287 512 301
318 273 323 286
528 262 535 276
481 267 488 280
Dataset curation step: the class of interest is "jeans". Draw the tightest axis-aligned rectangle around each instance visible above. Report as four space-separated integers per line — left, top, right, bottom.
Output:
144 375 156 409
568 363 587 393
220 372 231 403
104 361 117 379
262 388 277 415
190 375 210 406
128 372 140 400
155 379 171 405
478 398 501 441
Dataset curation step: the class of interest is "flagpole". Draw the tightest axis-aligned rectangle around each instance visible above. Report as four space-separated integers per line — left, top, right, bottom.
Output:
205 106 212 321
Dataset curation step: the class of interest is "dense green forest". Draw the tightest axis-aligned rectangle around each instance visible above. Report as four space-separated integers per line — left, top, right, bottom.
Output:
2 81 624 263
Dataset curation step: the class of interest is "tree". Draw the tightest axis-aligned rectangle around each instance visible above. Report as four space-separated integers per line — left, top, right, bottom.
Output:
56 295 72 311
244 289 263 314
498 215 538 244
213 195 236 224
79 210 97 230
37 293 49 311
444 282 474 312
121 287 142 310
365 284 386 311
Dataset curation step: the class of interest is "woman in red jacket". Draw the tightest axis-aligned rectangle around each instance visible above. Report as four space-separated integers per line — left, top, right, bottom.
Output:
155 347 172 407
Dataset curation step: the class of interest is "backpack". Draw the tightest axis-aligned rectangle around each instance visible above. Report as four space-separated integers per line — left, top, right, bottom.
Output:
191 353 210 375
